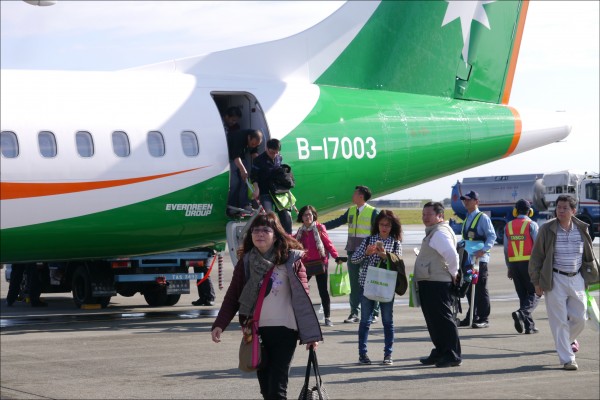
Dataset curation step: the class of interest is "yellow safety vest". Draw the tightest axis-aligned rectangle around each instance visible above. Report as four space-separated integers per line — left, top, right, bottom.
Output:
346 204 375 250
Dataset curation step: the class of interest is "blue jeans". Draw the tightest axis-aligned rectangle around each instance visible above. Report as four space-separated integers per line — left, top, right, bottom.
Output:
347 252 380 317
358 286 395 357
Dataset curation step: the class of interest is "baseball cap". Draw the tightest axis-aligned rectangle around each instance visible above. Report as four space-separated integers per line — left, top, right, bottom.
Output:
515 199 531 212
460 191 479 201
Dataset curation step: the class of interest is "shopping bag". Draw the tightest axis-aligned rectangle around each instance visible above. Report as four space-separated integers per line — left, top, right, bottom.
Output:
329 263 351 297
363 264 397 303
238 319 262 372
586 289 599 331
299 346 328 400
408 273 420 308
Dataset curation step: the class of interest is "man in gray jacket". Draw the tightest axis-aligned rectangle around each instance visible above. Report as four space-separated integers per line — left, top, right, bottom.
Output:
529 195 599 371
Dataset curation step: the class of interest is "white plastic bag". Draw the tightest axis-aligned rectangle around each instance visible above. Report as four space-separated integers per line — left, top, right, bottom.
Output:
363 265 397 303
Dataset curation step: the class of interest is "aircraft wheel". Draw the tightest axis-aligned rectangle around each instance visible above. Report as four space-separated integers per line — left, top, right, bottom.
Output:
72 267 93 308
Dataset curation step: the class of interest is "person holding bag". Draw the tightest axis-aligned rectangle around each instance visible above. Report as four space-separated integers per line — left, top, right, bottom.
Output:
211 212 322 399
351 210 403 366
295 205 342 327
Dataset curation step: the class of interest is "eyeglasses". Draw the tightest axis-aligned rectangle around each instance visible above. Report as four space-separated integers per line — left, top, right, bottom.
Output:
251 226 274 234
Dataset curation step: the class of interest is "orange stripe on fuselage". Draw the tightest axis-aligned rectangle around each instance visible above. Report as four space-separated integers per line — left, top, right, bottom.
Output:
0 168 205 200
503 106 522 158
501 0 529 105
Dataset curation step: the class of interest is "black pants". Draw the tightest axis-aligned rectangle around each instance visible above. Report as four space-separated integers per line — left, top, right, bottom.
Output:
509 261 539 330
6 263 43 305
194 266 215 302
307 272 330 318
464 262 490 323
257 326 298 400
6 264 26 305
418 281 461 362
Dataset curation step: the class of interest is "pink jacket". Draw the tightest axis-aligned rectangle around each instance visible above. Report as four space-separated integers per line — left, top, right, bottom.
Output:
295 222 339 265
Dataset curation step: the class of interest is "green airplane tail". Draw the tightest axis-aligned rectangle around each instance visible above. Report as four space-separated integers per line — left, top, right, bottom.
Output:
315 0 528 104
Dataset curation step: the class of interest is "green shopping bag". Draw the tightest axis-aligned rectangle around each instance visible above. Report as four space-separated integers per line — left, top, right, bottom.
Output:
329 263 351 297
586 289 599 331
408 273 420 308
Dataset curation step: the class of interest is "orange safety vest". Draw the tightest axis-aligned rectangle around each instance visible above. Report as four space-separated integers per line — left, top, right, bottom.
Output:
505 219 533 262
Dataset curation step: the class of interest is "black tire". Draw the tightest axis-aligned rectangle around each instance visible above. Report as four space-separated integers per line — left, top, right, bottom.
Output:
165 294 181 306
493 221 505 245
96 296 112 309
143 286 168 307
72 267 93 308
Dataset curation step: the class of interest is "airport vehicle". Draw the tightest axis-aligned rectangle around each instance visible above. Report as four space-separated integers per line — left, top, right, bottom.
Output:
541 171 599 239
1 1 570 307
450 171 599 243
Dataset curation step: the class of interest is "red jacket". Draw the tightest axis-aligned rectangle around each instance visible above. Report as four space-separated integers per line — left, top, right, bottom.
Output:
295 222 339 265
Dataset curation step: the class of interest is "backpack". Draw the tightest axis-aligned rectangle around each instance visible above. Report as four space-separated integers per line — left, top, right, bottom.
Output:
269 164 295 194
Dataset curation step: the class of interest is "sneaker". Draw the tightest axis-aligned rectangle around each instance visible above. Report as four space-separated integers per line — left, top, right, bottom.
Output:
382 355 393 365
525 327 539 334
563 361 578 370
571 340 579 353
324 318 334 327
344 314 359 323
512 311 524 333
372 315 379 324
472 321 489 329
458 318 470 327
358 354 371 365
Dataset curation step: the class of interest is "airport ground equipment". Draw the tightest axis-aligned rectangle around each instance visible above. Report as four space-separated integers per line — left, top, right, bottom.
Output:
450 171 599 243
4 248 218 308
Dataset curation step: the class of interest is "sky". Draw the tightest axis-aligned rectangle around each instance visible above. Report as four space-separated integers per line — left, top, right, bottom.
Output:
1 0 598 202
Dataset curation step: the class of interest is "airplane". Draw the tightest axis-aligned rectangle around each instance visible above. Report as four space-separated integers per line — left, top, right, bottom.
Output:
0 0 570 306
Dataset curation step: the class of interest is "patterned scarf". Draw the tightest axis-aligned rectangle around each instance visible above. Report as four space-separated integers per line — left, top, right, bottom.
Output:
296 222 326 258
239 246 276 316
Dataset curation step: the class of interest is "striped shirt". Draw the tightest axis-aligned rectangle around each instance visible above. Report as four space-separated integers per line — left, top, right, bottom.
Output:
351 234 402 287
552 222 583 273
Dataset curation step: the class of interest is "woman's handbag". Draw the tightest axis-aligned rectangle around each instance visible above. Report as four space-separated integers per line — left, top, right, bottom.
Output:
299 346 328 400
363 258 398 303
329 263 351 297
238 268 274 372
304 260 325 276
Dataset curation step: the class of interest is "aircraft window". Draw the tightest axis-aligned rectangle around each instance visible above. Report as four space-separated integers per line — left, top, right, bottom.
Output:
76 131 94 157
38 131 57 158
0 131 19 158
181 131 199 157
147 131 165 157
112 131 130 157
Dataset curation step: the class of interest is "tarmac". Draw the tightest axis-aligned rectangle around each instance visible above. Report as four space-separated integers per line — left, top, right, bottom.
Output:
1 226 599 399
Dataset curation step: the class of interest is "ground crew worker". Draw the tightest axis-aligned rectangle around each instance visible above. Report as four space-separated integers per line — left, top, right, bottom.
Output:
504 199 539 334
458 190 496 328
323 185 379 324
